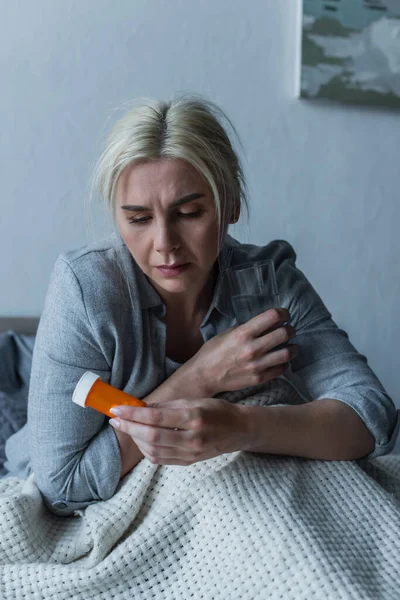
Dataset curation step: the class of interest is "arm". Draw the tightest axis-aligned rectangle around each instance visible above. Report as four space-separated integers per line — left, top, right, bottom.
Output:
119 243 400 467
28 257 122 515
117 244 399 467
30 256 214 514
270 241 399 460
113 359 213 478
241 398 375 460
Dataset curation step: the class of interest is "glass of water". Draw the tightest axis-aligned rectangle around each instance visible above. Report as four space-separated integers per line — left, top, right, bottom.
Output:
222 259 282 326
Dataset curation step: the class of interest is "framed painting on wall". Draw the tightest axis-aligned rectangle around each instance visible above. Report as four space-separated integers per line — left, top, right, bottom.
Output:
299 0 400 107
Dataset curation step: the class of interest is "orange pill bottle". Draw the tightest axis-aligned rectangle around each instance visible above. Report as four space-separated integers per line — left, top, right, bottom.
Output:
72 371 146 418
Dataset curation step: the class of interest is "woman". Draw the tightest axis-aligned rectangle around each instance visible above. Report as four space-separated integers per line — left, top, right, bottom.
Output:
5 95 399 517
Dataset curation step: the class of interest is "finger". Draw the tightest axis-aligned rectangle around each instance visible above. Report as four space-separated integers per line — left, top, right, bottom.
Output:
136 440 183 460
243 307 291 338
263 363 291 380
237 346 298 386
109 405 187 429
149 399 195 409
259 343 299 368
264 325 296 351
144 456 192 466
110 418 184 447
248 361 291 385
136 441 213 466
248 325 296 358
136 442 207 466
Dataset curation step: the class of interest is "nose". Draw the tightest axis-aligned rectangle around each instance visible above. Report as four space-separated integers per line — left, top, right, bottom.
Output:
154 221 180 256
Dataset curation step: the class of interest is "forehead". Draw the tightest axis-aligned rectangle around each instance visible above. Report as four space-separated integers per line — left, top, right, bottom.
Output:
115 158 209 202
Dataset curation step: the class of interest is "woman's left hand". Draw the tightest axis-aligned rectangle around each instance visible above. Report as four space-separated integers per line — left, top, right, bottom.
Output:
109 398 249 466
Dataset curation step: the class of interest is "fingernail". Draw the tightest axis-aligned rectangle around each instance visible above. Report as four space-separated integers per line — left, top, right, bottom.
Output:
110 407 123 416
109 418 120 428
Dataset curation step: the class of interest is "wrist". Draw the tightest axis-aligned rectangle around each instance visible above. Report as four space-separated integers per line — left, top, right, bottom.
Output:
184 355 217 397
144 356 216 405
238 405 272 453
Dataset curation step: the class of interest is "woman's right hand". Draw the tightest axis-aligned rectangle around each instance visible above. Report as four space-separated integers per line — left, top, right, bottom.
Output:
190 307 298 396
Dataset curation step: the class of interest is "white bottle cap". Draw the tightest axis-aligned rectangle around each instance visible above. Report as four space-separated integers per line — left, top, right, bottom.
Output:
72 371 101 408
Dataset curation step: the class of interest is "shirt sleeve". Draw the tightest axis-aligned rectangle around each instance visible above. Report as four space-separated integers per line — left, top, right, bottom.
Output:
275 241 400 460
28 256 122 516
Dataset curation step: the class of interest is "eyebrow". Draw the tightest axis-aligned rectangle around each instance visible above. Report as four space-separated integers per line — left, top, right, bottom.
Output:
121 193 205 212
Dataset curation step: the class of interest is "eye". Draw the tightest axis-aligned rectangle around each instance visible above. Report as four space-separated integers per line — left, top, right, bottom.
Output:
127 211 203 225
127 216 151 224
177 210 203 219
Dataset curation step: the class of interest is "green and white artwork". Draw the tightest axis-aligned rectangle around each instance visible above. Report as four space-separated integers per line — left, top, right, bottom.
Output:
300 0 400 107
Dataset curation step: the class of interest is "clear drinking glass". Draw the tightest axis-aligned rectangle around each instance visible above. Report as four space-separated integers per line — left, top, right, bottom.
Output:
222 259 281 326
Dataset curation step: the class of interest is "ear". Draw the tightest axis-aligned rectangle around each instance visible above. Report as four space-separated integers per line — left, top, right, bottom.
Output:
229 202 240 224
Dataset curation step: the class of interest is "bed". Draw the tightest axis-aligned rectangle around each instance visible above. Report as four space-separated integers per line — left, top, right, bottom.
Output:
0 318 39 479
1 316 400 599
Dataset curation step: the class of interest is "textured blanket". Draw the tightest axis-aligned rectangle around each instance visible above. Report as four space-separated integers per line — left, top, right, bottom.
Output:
1 381 400 600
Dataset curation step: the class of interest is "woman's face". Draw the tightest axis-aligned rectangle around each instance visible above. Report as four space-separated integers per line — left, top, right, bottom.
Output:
114 158 222 310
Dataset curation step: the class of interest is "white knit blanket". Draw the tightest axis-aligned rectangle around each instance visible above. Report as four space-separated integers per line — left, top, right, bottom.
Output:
1 380 400 600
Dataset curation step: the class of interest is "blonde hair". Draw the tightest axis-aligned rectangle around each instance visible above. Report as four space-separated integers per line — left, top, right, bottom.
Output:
87 93 249 248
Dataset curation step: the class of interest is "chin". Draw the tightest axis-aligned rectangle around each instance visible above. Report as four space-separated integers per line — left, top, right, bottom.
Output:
158 281 188 293
149 273 187 292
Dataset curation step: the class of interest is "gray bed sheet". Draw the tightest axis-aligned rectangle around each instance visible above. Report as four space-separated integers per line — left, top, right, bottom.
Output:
0 331 35 477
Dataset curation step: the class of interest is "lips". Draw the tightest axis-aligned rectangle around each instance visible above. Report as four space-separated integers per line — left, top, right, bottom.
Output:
157 263 187 268
156 263 190 276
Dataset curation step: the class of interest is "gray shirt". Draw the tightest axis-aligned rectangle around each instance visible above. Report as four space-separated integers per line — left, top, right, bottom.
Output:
4 231 399 516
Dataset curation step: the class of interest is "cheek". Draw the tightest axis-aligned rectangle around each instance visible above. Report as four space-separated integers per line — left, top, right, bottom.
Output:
193 223 219 260
119 226 148 262
203 220 220 245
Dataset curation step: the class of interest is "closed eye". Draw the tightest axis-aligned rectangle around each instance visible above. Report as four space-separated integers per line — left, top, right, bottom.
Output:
127 216 150 224
127 211 203 225
179 210 203 219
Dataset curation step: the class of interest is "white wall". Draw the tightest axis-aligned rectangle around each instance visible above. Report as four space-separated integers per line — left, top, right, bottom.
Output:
1 0 399 448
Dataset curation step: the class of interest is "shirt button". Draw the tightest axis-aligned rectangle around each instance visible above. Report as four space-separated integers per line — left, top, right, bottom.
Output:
53 501 68 509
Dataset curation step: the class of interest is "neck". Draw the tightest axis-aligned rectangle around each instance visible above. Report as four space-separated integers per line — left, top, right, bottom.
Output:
164 263 218 324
